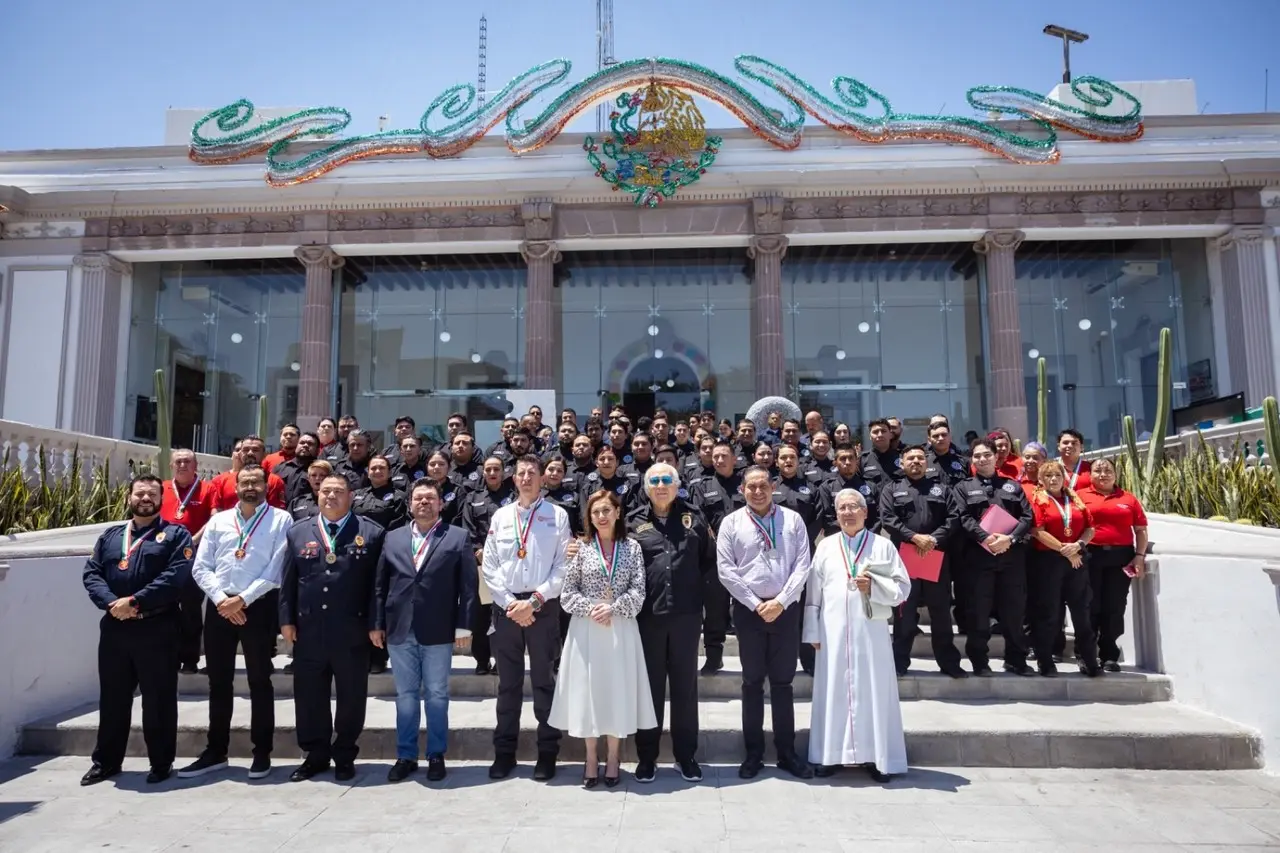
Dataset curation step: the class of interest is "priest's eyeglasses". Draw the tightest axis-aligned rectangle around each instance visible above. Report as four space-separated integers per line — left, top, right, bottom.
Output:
647 475 675 486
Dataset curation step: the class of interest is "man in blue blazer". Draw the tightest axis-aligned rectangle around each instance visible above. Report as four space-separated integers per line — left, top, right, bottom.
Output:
372 479 478 782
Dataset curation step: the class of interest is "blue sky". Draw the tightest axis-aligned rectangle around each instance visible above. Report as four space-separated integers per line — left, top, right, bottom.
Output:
1 0 1277 151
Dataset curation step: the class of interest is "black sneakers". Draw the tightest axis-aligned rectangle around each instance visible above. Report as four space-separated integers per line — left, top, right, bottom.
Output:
177 752 228 779
532 753 557 781
426 755 447 781
248 756 271 779
489 754 517 779
676 758 703 782
634 760 656 783
146 765 173 784
387 759 418 782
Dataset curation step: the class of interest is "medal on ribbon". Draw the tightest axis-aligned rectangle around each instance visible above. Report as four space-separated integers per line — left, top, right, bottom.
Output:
747 507 778 551
119 524 155 570
233 503 270 560
1055 494 1074 539
840 529 876 619
514 499 542 560
1068 457 1084 491
594 533 619 603
411 520 441 571
316 512 352 564
173 478 199 520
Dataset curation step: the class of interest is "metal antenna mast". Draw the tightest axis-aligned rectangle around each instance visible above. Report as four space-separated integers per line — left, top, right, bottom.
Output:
595 0 615 132
477 14 488 112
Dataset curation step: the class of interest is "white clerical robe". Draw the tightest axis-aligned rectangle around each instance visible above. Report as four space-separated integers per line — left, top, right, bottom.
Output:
802 531 912 772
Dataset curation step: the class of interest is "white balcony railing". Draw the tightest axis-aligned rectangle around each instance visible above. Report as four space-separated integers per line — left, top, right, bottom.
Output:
1082 421 1270 467
0 420 230 485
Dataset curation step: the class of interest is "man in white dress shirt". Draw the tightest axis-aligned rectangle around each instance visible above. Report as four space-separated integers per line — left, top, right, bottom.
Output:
716 465 813 780
179 465 293 780
481 454 572 782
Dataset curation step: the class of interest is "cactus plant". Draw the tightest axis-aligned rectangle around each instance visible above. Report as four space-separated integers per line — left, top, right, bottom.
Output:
1036 356 1048 445
1012 438 1022 456
1143 327 1172 485
153 368 172 480
1122 414 1142 494
257 395 270 443
1263 396 1280 491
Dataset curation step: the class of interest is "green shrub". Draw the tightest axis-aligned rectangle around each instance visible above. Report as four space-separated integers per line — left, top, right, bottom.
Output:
0 447 130 534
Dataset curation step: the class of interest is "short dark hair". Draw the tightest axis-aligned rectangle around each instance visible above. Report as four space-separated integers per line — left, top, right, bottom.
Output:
782 418 802 430
543 454 568 470
346 429 370 445
400 434 422 449
511 427 534 440
395 416 416 429
338 414 357 423
868 418 891 431
654 444 678 461
737 419 755 430
503 417 520 426
236 464 266 481
240 434 265 446
928 421 951 436
300 432 320 444
514 454 544 475
636 416 653 432
280 423 300 433
594 444 617 462
318 417 337 429
447 412 468 426
321 473 351 491
901 444 929 458
129 473 163 492
833 442 858 457
971 439 998 456
631 432 652 446
1058 428 1085 444
410 480 442 500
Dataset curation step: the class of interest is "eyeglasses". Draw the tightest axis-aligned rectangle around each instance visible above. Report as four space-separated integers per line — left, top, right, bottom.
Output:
647 475 675 486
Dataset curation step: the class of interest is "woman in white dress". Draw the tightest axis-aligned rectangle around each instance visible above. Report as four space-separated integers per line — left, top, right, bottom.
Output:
550 490 657 787
804 488 912 782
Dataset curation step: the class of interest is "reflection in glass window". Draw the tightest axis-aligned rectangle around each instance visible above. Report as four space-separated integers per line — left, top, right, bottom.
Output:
125 260 304 454
782 244 984 444
1015 239 1213 447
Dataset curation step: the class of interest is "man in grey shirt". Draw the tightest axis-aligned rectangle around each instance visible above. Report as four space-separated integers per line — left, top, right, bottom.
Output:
715 465 813 780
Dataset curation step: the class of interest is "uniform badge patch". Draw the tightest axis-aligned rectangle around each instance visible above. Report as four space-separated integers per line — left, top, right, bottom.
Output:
468 471 479 480
1002 482 1018 493
588 472 599 481
799 486 810 494
677 487 689 498
930 486 943 497
859 485 871 495
183 547 193 559
616 484 628 494
155 532 166 543
951 461 963 470
354 535 365 547
682 513 693 529
501 496 513 505
445 491 455 502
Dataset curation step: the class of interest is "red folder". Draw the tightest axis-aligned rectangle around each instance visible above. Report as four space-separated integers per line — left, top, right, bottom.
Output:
979 504 1019 553
898 543 943 582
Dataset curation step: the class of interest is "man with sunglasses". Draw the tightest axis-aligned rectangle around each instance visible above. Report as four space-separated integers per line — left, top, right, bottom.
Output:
628 463 715 784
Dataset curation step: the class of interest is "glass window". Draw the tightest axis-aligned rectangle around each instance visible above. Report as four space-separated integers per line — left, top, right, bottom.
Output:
1014 239 1211 448
553 249 753 425
125 259 304 454
337 254 524 450
782 243 985 444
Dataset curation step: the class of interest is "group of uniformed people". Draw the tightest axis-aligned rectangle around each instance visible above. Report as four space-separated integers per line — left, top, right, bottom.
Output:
79 401 1149 786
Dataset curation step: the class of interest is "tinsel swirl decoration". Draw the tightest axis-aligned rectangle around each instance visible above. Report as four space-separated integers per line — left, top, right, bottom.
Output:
584 85 721 206
189 55 1144 186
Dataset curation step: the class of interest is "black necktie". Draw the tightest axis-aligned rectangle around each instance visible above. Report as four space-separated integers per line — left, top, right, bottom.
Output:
327 523 338 537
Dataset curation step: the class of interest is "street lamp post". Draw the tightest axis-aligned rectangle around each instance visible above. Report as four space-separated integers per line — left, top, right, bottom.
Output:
1043 24 1089 84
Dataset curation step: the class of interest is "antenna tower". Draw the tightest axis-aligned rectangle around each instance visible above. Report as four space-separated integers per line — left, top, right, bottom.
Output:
477 14 488 111
595 0 615 132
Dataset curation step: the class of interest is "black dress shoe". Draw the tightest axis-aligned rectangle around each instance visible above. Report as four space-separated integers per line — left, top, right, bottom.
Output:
179 664 199 675
369 661 388 675
289 760 330 782
334 764 356 782
426 755 447 781
777 754 814 779
1039 663 1059 678
1079 661 1103 678
489 754 517 779
972 665 994 678
895 667 909 678
738 757 765 779
532 754 557 781
813 764 839 778
700 652 724 675
1003 662 1035 677
474 661 492 675
387 760 417 783
146 765 173 784
940 664 969 679
80 764 121 786
865 765 892 784
1103 660 1122 673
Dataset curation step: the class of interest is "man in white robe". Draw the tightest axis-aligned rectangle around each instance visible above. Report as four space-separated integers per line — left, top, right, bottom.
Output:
803 488 912 781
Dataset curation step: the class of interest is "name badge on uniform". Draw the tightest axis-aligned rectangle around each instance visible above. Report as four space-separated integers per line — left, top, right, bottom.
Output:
636 522 655 532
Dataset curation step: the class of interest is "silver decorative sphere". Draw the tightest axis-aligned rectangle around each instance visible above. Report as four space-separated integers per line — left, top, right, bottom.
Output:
746 396 801 433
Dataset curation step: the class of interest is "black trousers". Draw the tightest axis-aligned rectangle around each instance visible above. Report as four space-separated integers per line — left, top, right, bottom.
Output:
293 622 371 765
733 599 801 762
492 598 562 758
177 580 205 669
949 548 975 635
797 587 816 673
965 554 1029 669
702 575 730 655
635 612 702 764
93 612 179 772
893 559 961 672
1088 545 1136 663
204 593 276 759
471 595 492 665
1030 550 1099 668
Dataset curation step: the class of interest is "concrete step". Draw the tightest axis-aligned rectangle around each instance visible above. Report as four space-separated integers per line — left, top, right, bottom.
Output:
19 696 1260 769
183 655 1170 703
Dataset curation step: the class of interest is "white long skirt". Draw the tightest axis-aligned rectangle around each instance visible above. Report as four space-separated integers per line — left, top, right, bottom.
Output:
549 614 657 739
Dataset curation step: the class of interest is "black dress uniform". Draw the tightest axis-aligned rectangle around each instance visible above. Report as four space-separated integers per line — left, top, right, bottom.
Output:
860 447 902 489
628 499 715 769
277 457 315 505
353 484 407 531
927 446 971 488
949 474 1034 675
289 491 320 521
450 458 483 491
802 455 836 482
279 513 386 770
689 470 744 668
389 461 429 493
682 457 715 486
541 482 583 536
460 482 516 671
335 459 371 492
878 474 963 675
817 473 879 536
577 468 642 514
82 519 194 777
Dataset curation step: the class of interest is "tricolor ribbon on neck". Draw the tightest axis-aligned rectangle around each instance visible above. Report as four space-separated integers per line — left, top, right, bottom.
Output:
747 506 778 550
594 533 620 585
173 479 199 517
839 529 874 581
234 503 270 556
515 498 542 559
316 511 352 558
412 519 442 570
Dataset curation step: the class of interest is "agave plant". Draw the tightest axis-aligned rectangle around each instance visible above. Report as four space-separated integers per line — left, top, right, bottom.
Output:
0 446 130 534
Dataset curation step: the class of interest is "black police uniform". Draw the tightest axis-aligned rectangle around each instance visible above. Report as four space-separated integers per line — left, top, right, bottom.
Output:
817 473 879 536
673 440 697 459
334 459 371 492
802 455 836 482
460 482 516 671
628 499 715 767
927 446 971 488
878 475 963 675
771 473 822 674
566 457 597 479
542 442 576 465
427 477 465 527
279 513 385 770
450 458 483 492
541 483 582 536
353 484 407 531
860 446 902 489
289 491 320 522
577 468 642 514
276 457 315 505
389 461 429 493
682 457 714 486
82 518 194 776
688 470 744 666
949 474 1034 674
733 442 757 471
318 442 347 466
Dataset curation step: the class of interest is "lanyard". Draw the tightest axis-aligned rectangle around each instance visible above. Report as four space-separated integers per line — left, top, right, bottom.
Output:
1067 457 1084 490
233 503 270 560
747 506 778 551
119 524 156 570
1054 493 1074 536
594 534 620 585
838 529 874 580
316 512 352 564
514 499 542 559
411 519 442 570
172 479 199 519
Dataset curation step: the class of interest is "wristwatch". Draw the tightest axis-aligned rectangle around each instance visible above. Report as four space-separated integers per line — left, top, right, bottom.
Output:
530 593 544 613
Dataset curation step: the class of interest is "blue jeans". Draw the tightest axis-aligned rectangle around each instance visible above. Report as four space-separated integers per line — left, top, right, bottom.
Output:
387 638 453 760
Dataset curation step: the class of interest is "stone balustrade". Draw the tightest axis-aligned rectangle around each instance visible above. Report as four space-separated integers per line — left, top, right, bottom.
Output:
1082 421 1270 467
0 419 229 485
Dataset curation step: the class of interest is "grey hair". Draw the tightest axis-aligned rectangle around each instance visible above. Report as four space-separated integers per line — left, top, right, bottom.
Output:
643 462 680 492
835 488 867 510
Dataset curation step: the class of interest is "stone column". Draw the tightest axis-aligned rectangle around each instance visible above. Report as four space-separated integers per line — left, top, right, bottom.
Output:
1215 226 1277 406
521 202 559 391
974 230 1029 442
71 253 130 436
295 246 344 432
750 196 789 400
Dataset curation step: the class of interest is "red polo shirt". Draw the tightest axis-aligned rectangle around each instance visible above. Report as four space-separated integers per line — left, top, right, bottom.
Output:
160 478 214 534
262 450 294 475
973 456 1024 479
1031 492 1094 550
1061 457 1093 491
1079 486 1148 546
1019 476 1038 503
209 469 286 511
